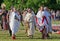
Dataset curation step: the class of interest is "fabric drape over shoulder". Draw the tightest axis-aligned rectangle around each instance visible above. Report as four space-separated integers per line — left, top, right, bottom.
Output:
9 12 20 34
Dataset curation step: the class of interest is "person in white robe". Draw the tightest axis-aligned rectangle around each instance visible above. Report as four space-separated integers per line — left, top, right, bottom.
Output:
44 7 52 33
36 6 48 39
22 10 28 33
44 7 52 38
32 11 36 29
9 8 20 39
24 8 35 38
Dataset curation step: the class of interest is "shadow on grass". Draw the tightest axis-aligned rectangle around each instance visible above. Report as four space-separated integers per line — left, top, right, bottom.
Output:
16 36 60 40
0 35 60 40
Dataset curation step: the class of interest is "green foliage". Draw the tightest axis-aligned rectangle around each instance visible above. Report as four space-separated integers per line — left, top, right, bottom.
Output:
0 0 60 13
0 0 3 8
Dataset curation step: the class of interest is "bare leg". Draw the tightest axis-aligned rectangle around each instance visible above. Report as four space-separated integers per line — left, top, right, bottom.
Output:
42 26 47 39
12 34 16 39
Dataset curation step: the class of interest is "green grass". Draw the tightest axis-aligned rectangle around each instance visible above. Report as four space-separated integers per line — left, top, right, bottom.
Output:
52 20 60 24
0 21 60 41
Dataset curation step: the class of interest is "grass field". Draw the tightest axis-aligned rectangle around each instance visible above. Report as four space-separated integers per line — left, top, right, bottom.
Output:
0 21 60 41
52 20 60 24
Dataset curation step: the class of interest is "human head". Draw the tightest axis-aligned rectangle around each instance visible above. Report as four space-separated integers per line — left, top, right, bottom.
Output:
27 8 32 13
39 5 44 11
10 6 16 12
44 7 49 11
1 3 6 9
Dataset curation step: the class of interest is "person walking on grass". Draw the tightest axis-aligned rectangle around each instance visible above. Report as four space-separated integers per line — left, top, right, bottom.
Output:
9 7 21 39
36 6 48 39
0 3 8 30
24 8 35 38
44 7 52 38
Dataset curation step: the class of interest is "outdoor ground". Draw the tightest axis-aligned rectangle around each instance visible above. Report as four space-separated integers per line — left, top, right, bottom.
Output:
0 20 60 41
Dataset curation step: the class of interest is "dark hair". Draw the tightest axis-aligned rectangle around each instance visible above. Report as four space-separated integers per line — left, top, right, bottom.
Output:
10 6 14 10
40 5 44 8
22 10 27 14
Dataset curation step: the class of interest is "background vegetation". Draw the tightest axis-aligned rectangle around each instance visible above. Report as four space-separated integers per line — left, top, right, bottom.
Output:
0 0 60 13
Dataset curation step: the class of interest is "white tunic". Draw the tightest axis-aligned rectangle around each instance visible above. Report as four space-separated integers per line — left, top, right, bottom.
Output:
32 11 36 26
24 12 35 36
36 10 48 32
24 13 32 22
44 11 51 23
36 11 46 26
9 12 20 34
44 10 52 33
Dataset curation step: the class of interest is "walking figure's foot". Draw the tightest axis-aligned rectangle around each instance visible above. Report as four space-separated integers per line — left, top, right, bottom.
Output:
29 35 33 39
12 36 16 40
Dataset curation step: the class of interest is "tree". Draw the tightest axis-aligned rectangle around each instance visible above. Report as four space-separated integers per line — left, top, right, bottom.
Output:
50 0 57 4
2 0 60 12
0 0 3 8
